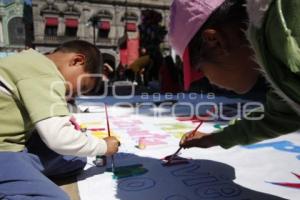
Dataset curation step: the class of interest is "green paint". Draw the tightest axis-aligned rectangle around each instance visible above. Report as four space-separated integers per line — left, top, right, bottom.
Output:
159 123 192 130
107 164 148 179
214 124 223 130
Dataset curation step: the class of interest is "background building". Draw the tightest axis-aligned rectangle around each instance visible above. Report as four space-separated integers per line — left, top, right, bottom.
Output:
32 0 171 70
0 0 30 56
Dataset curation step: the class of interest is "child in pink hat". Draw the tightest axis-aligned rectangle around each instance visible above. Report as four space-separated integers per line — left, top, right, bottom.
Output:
169 0 300 149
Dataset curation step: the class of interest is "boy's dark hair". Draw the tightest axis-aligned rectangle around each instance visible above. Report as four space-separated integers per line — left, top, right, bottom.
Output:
189 0 248 69
53 40 102 74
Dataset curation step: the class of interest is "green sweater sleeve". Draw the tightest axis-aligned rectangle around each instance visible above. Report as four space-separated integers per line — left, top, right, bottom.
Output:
213 91 300 149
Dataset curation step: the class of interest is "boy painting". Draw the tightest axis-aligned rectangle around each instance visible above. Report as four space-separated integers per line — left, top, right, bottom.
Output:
0 40 119 199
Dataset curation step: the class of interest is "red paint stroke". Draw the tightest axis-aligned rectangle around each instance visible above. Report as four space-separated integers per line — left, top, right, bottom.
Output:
161 155 189 167
271 182 300 189
269 173 300 189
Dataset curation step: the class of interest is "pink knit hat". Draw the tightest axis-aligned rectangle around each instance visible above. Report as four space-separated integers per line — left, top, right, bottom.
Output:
169 0 226 58
168 0 225 90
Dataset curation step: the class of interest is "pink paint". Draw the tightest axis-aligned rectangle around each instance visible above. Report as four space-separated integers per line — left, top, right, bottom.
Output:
110 116 173 146
127 128 147 133
143 138 168 146
151 134 169 139
69 116 81 130
127 131 153 137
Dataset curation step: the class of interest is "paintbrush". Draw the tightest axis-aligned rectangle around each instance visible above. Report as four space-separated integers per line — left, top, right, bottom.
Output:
104 104 116 173
167 120 203 164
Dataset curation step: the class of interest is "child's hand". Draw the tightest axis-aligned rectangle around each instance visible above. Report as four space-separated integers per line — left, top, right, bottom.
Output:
104 136 120 156
180 131 216 149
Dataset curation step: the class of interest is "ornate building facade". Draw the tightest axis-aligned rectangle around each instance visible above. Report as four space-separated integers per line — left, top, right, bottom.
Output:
32 0 171 68
0 0 27 52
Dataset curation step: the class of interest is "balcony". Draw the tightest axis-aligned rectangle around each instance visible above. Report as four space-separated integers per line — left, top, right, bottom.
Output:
34 35 118 48
96 38 117 47
43 36 79 44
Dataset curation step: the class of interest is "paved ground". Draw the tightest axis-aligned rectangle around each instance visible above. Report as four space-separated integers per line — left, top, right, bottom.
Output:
53 176 80 200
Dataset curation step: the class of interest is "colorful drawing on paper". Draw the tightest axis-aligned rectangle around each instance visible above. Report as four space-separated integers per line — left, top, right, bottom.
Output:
110 116 172 147
157 123 193 139
75 110 300 200
268 173 300 189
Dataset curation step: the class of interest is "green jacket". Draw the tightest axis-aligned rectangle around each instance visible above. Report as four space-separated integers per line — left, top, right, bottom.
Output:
214 0 300 148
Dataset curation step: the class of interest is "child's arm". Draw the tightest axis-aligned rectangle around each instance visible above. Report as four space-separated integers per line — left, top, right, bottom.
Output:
181 92 300 149
213 92 300 148
35 116 119 156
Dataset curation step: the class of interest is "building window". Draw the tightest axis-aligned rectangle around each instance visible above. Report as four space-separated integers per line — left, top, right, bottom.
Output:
98 21 110 39
45 17 58 36
8 17 25 45
45 26 58 36
126 22 137 32
65 18 78 37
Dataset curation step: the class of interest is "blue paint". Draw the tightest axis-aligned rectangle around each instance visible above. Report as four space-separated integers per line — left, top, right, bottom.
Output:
245 141 300 160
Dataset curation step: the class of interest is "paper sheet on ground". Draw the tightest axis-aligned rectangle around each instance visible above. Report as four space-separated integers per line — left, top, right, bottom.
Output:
76 108 300 200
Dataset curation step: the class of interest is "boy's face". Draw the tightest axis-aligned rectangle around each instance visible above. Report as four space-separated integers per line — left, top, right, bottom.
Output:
193 27 260 94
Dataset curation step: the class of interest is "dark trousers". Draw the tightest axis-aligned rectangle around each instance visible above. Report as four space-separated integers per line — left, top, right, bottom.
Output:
0 132 87 200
